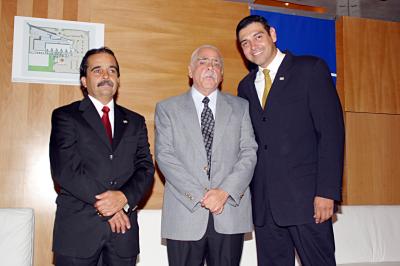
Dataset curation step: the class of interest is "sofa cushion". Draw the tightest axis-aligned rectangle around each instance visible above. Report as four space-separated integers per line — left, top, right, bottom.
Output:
335 205 400 265
0 208 34 266
339 263 400 266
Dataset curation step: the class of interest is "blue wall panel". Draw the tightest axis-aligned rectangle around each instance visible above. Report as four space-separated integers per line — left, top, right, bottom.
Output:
251 10 336 76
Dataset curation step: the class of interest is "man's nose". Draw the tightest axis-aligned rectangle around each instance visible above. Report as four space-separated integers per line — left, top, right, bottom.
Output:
102 69 109 79
207 61 216 69
249 41 256 50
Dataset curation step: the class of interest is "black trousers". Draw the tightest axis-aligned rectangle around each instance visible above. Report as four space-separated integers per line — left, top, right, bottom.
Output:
54 235 137 266
254 208 336 266
167 214 244 266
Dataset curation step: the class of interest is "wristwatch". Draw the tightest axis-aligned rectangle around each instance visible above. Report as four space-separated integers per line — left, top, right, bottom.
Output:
123 203 130 214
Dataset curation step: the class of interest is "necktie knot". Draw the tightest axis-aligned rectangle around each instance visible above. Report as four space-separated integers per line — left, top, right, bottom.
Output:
102 106 110 114
202 97 210 106
263 69 270 77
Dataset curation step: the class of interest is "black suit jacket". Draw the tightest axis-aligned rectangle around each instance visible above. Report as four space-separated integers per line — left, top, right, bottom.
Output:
49 97 154 258
238 52 344 227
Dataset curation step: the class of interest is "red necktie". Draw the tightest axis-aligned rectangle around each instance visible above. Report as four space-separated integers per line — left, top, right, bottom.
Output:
101 106 112 144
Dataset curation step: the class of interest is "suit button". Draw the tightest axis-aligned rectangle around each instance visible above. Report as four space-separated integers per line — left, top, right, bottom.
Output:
264 145 268 150
262 117 266 122
203 166 209 172
109 154 113 160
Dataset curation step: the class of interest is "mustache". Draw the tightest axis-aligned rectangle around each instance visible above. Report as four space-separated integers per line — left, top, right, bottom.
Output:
97 80 114 87
202 70 217 79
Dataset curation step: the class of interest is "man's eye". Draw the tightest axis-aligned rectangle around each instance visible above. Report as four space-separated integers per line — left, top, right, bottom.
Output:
241 42 248 48
199 59 207 64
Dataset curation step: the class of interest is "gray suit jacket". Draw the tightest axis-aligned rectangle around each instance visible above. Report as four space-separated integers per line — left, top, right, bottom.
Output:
155 90 257 241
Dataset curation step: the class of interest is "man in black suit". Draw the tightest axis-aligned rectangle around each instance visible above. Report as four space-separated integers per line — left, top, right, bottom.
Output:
236 15 345 266
50 47 154 265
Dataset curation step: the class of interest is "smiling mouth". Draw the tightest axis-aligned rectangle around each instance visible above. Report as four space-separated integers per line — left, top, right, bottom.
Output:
252 50 263 56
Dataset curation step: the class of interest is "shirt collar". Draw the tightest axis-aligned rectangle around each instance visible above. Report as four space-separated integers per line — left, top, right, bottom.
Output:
88 95 114 116
258 48 285 75
191 86 218 116
191 86 218 103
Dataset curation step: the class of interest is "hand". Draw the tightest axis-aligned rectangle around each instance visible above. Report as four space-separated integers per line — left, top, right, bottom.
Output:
94 190 127 216
201 189 229 214
108 210 131 234
313 196 334 224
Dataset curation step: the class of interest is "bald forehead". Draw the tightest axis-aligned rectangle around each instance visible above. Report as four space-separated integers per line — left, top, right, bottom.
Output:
191 46 222 64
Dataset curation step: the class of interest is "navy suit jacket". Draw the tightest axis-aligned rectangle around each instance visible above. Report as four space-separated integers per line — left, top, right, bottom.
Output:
49 97 154 258
238 52 344 227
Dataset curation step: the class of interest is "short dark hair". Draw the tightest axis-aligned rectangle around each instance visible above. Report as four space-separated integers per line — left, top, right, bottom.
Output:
236 15 271 39
79 47 120 92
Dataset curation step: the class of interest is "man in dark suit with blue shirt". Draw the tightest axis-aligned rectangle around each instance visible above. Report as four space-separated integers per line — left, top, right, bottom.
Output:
50 47 154 265
236 15 345 266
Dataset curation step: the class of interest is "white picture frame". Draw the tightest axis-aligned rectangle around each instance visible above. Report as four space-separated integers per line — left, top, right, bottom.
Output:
12 16 104 86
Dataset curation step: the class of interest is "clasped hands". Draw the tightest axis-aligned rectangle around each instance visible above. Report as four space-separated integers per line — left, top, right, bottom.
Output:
94 190 130 234
201 189 229 215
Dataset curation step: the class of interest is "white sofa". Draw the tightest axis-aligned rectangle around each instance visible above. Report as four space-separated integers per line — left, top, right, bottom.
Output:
334 205 400 266
0 208 34 266
137 206 400 266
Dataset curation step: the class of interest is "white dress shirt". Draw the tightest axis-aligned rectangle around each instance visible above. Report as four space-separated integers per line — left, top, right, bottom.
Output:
88 95 115 137
191 87 217 126
254 49 286 106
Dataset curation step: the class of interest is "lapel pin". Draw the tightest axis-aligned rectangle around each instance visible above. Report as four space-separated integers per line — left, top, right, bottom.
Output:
123 120 128 124
279 76 285 81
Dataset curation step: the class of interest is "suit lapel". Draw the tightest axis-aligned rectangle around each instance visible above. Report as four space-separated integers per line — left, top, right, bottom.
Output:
246 70 264 115
79 97 112 150
212 91 232 153
112 105 128 151
267 51 295 105
245 52 295 113
179 92 208 157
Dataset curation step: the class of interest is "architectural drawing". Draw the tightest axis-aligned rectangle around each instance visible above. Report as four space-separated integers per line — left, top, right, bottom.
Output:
12 16 104 85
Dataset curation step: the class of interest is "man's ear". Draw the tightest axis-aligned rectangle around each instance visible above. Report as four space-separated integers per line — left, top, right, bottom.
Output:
81 77 87 88
188 66 193 78
270 27 277 43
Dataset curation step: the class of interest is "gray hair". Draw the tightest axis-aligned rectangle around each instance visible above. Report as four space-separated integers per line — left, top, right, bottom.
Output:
189 44 224 69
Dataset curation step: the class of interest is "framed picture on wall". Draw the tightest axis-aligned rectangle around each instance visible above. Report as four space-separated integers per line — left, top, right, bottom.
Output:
12 16 104 86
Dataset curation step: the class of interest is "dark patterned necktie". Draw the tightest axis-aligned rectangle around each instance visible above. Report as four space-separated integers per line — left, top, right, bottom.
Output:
201 97 215 177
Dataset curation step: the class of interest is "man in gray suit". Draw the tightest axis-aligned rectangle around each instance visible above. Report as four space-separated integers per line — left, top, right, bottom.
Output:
155 45 258 266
